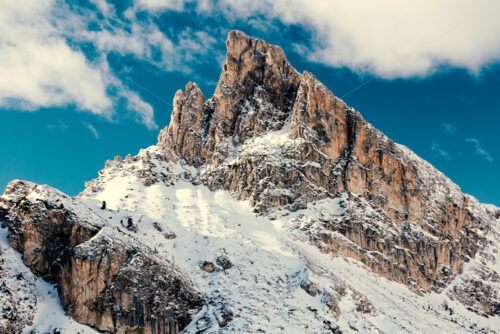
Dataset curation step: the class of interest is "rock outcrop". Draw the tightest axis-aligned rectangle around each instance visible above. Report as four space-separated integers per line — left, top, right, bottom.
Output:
57 229 204 334
157 30 499 313
0 180 204 333
158 30 302 167
0 30 498 333
0 180 103 281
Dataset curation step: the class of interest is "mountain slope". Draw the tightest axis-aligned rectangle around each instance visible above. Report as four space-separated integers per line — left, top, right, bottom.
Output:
1 30 499 333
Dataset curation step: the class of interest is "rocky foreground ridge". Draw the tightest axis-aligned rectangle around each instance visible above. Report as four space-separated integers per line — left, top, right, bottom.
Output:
0 31 499 333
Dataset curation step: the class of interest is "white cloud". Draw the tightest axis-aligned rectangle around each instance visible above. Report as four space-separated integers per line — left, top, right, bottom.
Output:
138 0 500 78
48 120 69 131
466 138 494 162
82 22 216 74
0 0 160 129
207 0 500 78
0 0 112 114
442 123 458 135
135 0 188 11
431 141 452 160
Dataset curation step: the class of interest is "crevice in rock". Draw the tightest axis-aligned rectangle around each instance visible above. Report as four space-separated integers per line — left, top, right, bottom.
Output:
341 109 359 191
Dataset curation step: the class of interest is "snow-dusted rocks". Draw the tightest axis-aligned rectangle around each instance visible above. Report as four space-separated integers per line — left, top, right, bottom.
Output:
57 229 204 334
0 30 499 333
0 180 103 280
158 29 302 167
0 180 204 334
157 30 499 309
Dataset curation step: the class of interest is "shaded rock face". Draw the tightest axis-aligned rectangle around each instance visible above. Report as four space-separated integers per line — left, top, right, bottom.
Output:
0 180 204 333
0 180 101 281
157 30 496 309
57 231 204 334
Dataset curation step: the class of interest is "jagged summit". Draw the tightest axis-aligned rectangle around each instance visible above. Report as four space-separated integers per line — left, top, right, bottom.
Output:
158 29 302 166
156 30 498 297
1 31 499 333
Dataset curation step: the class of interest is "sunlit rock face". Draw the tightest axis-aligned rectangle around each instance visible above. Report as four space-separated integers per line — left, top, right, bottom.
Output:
158 30 302 167
158 30 499 312
56 230 204 334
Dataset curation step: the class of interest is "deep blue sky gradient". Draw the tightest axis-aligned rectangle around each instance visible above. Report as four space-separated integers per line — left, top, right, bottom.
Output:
1 4 499 205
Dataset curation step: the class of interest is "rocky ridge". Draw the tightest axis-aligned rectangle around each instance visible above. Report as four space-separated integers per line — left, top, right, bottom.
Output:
156 30 498 305
0 30 498 333
0 180 204 334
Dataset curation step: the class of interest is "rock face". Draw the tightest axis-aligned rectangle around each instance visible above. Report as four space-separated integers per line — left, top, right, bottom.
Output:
57 230 204 334
158 30 301 167
0 180 102 281
157 30 499 313
0 30 499 333
0 180 204 333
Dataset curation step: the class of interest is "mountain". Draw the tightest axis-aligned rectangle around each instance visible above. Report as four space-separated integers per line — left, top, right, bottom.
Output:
1 30 498 334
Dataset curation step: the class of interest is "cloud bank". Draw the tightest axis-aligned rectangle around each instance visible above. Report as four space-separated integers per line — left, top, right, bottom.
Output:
143 0 500 78
223 0 500 78
0 1 110 113
0 0 158 129
0 0 220 129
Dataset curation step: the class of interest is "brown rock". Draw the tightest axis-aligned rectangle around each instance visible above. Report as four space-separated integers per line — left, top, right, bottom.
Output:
216 255 233 270
300 280 319 297
57 230 204 334
164 232 177 240
201 261 216 273
155 30 498 314
158 30 302 167
0 180 101 280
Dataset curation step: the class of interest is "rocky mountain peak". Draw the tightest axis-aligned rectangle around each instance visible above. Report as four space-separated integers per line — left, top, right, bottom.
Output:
1 31 498 334
156 31 498 303
158 30 302 166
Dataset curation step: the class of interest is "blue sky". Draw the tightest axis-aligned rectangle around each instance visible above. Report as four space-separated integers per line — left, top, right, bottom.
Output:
1 0 499 205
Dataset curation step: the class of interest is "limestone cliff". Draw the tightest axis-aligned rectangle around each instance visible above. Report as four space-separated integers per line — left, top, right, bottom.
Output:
157 30 499 313
0 30 498 333
0 180 204 334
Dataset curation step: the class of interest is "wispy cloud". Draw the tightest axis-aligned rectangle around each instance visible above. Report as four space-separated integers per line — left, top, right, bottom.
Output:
466 138 494 162
85 123 99 139
442 123 458 135
48 120 69 131
0 1 112 115
431 141 452 160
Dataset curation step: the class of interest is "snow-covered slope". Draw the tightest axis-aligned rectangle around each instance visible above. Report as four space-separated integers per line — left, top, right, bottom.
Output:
77 146 499 333
1 145 498 333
